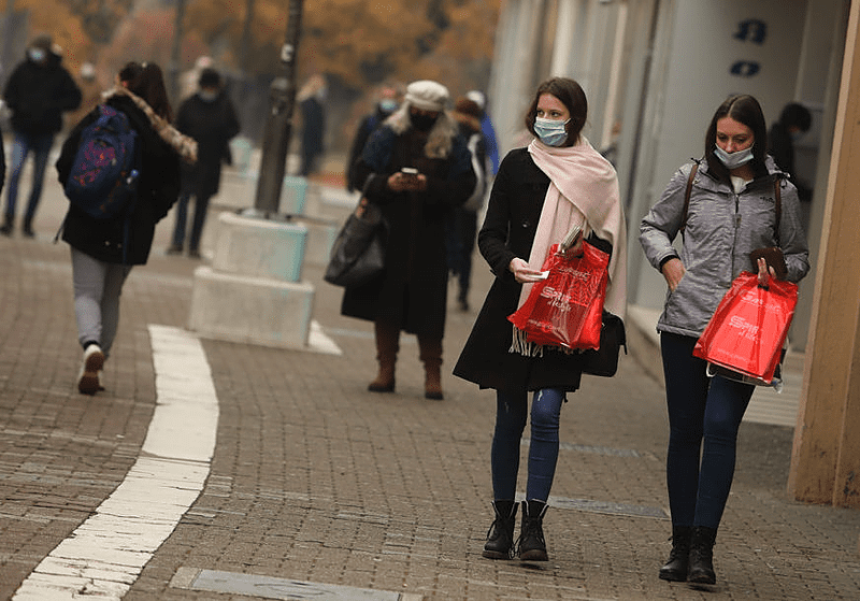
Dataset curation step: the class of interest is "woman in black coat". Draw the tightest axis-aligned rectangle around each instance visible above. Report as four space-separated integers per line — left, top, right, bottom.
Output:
55 63 181 394
453 78 627 562
345 80 475 400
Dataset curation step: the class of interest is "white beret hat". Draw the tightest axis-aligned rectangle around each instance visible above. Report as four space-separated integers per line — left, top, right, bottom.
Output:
404 80 449 112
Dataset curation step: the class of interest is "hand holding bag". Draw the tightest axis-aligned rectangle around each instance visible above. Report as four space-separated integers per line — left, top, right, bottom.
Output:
508 241 610 351
693 271 798 385
324 197 386 287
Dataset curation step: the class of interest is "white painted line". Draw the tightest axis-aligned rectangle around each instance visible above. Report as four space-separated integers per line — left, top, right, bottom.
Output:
13 325 219 600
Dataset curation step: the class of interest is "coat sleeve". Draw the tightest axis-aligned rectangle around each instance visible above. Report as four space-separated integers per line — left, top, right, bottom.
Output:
422 133 476 208
639 163 693 271
57 68 82 112
776 178 810 283
477 152 519 279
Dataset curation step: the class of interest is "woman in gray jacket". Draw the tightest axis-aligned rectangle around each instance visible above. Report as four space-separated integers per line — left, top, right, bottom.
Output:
639 95 809 586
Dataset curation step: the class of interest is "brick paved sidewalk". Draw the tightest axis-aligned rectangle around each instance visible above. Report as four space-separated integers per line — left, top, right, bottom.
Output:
0 171 858 600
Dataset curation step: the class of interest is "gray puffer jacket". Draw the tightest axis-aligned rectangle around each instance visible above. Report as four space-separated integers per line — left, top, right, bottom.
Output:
639 158 809 338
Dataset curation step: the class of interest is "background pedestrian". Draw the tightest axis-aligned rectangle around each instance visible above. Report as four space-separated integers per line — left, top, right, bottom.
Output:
345 79 475 400
447 96 489 312
297 74 327 177
768 102 813 202
345 83 400 193
55 63 181 394
167 67 240 258
1 34 81 237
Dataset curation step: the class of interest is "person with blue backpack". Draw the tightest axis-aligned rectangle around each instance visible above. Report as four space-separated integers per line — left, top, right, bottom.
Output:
55 63 181 394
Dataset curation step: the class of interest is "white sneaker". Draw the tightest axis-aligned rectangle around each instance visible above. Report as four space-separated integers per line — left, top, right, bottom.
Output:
78 344 105 394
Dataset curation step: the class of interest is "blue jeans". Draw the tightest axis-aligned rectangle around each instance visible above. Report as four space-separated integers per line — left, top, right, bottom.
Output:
5 132 54 221
661 332 755 530
171 191 212 251
491 388 566 502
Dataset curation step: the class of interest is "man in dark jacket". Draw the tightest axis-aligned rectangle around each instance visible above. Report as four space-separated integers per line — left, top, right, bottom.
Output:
167 68 240 258
2 34 81 236
345 83 399 193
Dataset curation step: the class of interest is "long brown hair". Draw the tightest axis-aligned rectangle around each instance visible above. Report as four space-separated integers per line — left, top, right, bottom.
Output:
704 95 768 181
524 77 588 147
127 63 173 123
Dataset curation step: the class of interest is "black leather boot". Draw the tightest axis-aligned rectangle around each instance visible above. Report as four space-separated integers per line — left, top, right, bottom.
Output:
517 499 548 561
21 215 34 238
482 500 517 559
0 213 12 236
658 525 692 581
688 526 718 584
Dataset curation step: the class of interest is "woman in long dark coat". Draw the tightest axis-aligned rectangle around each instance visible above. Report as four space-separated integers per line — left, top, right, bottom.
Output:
453 77 627 562
345 80 475 400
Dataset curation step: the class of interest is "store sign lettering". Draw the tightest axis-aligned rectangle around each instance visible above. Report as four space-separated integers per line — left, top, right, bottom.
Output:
730 18 767 79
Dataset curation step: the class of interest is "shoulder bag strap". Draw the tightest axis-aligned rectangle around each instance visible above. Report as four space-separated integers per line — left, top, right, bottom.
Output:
679 162 699 238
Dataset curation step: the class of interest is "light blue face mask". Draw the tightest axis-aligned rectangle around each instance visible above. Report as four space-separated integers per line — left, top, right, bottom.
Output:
714 144 754 169
534 117 570 147
28 48 46 63
379 99 398 113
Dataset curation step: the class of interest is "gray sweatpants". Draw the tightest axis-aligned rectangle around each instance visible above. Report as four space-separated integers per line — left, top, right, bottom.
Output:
70 248 132 357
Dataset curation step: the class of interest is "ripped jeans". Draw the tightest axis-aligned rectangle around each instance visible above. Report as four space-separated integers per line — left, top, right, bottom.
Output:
490 388 565 502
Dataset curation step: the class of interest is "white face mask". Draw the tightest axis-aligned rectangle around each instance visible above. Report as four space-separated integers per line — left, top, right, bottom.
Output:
198 90 219 103
714 144 754 169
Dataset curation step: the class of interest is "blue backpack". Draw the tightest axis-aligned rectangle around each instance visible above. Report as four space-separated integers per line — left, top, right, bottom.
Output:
65 104 140 220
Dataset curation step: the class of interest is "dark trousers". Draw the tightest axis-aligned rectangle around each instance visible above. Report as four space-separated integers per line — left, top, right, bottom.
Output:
171 191 212 252
661 332 755 530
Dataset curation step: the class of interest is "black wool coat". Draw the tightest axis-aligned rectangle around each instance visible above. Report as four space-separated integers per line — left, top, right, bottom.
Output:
176 92 240 198
453 148 612 393
341 125 475 338
56 96 181 265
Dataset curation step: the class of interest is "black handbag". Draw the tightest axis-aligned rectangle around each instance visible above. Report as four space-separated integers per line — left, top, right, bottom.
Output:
324 197 386 287
580 312 627 377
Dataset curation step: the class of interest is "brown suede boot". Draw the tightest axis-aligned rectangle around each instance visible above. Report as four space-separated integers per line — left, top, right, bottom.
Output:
418 336 444 400
368 322 399 392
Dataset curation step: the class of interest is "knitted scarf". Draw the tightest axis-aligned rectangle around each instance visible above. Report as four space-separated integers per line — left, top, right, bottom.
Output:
511 137 628 356
107 86 198 164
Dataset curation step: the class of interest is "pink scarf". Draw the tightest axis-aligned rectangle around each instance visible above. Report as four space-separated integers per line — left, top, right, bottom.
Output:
519 137 627 320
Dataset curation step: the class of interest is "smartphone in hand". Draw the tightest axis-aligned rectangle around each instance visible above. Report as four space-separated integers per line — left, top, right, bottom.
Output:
401 167 419 182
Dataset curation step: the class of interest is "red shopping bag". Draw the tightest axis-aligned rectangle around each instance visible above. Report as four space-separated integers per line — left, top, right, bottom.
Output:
508 242 609 350
693 272 798 384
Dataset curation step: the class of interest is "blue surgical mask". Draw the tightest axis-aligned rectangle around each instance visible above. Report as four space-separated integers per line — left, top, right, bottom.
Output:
534 117 570 147
28 48 46 63
379 99 398 113
714 144 754 169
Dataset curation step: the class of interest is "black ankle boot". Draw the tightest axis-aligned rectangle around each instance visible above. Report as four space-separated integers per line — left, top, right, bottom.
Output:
482 500 517 559
517 499 548 561
659 525 691 581
688 526 717 584
21 216 34 238
0 214 12 236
